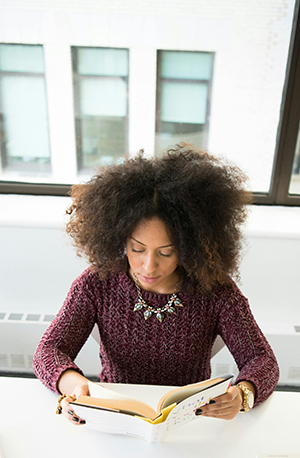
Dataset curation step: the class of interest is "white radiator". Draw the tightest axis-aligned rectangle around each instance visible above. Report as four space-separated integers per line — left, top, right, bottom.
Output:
0 313 299 386
0 312 101 377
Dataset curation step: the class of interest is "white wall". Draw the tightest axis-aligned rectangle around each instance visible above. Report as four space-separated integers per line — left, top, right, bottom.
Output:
0 195 87 314
0 195 299 382
0 195 299 326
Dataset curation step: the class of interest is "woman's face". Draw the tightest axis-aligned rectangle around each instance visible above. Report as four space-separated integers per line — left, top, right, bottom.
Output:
126 217 179 294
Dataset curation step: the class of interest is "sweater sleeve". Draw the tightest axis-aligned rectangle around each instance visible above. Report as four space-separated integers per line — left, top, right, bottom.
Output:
33 270 97 393
215 284 279 407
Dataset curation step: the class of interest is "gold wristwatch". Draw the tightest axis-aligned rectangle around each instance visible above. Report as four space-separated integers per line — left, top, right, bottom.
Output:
237 383 254 413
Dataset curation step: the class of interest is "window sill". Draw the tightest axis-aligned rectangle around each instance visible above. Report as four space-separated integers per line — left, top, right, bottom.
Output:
0 194 300 239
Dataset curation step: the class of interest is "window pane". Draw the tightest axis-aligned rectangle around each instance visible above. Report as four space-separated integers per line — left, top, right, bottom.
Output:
77 48 128 76
161 51 212 80
0 44 50 174
81 116 126 168
156 123 208 154
289 124 300 195
1 76 50 162
73 47 129 172
161 82 208 124
0 44 44 73
80 79 127 117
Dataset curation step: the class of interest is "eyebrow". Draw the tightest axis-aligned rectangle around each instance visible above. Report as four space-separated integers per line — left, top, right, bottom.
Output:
130 237 174 249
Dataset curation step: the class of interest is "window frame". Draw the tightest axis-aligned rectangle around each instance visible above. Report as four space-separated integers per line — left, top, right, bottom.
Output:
0 1 300 202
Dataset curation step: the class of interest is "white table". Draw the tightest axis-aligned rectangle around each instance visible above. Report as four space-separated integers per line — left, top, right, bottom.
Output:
0 377 299 458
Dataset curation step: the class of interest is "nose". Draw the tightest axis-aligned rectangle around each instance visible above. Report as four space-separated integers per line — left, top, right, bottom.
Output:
143 251 158 274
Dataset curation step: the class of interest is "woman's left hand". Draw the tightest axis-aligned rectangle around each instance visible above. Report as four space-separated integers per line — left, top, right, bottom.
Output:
197 386 243 420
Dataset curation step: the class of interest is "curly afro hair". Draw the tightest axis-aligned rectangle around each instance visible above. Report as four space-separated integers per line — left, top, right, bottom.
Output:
66 143 252 294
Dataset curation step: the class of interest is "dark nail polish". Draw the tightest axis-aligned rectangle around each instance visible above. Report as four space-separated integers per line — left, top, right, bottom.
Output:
209 400 216 404
73 416 79 422
195 409 202 415
80 420 86 425
68 410 74 416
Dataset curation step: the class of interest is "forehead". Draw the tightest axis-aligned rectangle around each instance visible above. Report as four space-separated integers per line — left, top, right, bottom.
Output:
130 217 172 245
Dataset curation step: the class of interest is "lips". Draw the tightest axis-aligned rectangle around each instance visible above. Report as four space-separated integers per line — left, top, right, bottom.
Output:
139 275 160 284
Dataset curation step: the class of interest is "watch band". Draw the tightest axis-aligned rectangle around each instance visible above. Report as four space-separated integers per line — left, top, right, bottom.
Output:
237 383 254 413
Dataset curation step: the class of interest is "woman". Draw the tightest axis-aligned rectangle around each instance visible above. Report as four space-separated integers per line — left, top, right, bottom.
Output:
33 143 279 426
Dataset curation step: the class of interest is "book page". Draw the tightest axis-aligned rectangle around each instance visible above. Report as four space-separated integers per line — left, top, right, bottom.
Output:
88 381 138 401
157 374 233 411
162 378 233 436
74 381 158 419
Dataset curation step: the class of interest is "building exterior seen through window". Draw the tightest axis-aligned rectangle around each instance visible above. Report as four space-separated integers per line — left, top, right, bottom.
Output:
155 51 214 154
72 47 129 172
0 0 299 204
289 123 300 195
0 44 50 174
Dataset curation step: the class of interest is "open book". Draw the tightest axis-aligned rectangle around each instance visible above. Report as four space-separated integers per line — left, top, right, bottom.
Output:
69 374 234 442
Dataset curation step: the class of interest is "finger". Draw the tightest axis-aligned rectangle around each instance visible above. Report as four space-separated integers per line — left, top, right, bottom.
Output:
61 396 86 425
201 409 238 420
199 392 241 419
201 400 239 415
198 402 239 420
210 390 238 406
200 401 241 419
204 387 241 409
64 407 86 425
202 398 235 411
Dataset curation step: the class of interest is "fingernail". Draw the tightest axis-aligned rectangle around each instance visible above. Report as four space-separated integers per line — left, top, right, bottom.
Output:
73 416 79 422
80 420 86 425
195 409 202 415
209 400 216 404
68 410 74 416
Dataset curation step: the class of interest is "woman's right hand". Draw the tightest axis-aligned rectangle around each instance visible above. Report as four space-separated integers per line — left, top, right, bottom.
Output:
60 383 90 425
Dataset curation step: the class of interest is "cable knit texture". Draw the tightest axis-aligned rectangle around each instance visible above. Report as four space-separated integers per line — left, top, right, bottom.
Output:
33 268 279 407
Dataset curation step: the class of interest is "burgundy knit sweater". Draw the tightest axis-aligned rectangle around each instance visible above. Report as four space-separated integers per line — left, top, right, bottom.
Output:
33 268 279 407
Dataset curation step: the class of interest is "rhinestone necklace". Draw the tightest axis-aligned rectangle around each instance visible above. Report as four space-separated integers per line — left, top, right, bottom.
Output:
132 273 183 322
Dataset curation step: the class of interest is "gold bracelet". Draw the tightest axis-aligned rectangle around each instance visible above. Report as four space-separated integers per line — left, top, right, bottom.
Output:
56 394 67 415
56 394 76 415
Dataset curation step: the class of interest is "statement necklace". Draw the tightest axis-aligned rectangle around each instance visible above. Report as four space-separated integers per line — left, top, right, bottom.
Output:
133 273 183 322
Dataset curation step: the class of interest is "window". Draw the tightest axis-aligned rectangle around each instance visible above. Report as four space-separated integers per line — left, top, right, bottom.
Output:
155 51 214 154
0 0 299 205
72 47 129 172
0 44 50 174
